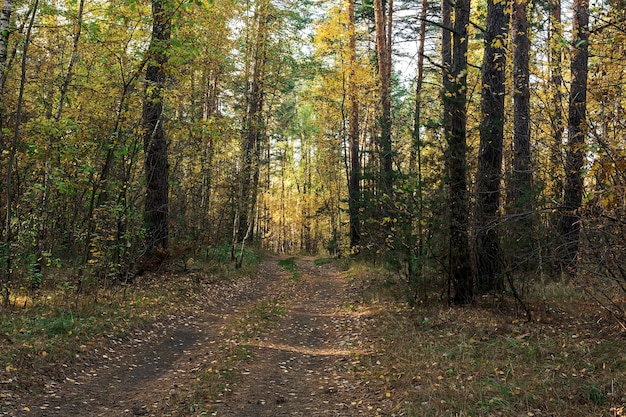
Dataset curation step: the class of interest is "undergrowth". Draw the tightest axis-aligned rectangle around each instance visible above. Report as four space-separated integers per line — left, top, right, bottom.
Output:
342 259 626 417
0 245 262 393
278 257 301 281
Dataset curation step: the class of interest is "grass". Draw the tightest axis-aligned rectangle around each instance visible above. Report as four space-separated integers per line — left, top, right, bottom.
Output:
278 257 302 281
0 245 262 392
313 257 334 266
343 261 626 417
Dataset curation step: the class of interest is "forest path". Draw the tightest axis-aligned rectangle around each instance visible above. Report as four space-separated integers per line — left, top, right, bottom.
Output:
213 257 382 417
21 257 386 416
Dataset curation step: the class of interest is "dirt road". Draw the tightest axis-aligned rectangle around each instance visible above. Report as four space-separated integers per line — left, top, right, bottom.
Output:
15 257 387 416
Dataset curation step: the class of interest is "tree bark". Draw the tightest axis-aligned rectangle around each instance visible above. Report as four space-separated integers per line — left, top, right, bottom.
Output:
373 0 393 197
559 0 589 272
508 0 534 272
474 0 510 292
549 0 564 201
443 0 473 304
237 1 267 245
347 0 361 249
0 0 13 165
0 0 12 99
143 0 172 252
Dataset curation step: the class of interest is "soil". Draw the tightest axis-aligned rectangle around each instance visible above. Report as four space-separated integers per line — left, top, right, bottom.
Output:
5 257 389 417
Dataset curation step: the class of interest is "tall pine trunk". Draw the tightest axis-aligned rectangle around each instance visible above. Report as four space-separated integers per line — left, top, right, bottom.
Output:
373 0 393 199
443 0 473 304
549 0 565 201
559 0 589 272
347 0 361 249
509 0 534 269
236 1 267 245
143 0 171 252
474 0 510 292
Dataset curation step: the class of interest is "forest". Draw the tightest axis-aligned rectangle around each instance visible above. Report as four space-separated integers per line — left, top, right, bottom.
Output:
0 0 625 414
1 0 624 308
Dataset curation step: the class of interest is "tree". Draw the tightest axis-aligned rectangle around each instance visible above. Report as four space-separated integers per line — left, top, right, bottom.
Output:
442 0 473 304
0 0 12 101
2 0 39 305
373 0 393 197
143 0 172 253
474 0 510 292
559 0 589 272
234 0 269 255
548 0 565 202
347 0 361 249
0 0 14 245
508 0 533 270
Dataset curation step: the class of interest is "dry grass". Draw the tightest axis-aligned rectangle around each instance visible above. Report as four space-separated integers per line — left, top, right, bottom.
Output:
0 250 261 391
345 264 626 417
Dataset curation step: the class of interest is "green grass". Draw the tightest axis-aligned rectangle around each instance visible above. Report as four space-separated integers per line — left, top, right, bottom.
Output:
278 257 302 281
313 257 333 266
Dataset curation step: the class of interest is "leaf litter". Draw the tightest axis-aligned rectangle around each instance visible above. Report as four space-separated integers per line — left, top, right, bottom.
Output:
2 257 390 416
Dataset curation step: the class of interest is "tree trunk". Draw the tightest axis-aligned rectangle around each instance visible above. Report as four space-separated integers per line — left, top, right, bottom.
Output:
373 0 393 197
2 0 38 305
443 0 473 304
549 0 564 201
559 0 589 272
0 0 14 245
509 0 534 271
474 0 510 292
236 1 267 245
0 0 12 100
347 0 361 249
143 0 171 252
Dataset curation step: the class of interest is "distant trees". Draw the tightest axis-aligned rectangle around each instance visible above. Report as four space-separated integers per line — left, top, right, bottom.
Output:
0 0 623 310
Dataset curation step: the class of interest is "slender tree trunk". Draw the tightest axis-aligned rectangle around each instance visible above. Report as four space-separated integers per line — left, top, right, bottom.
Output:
511 0 532 209
33 0 86 279
443 0 473 304
143 0 172 252
236 0 267 245
509 0 534 271
373 0 393 197
347 0 361 249
0 0 12 102
55 0 84 122
0 0 14 245
549 0 564 201
2 0 39 305
474 0 510 292
559 0 589 272
410 0 428 174
406 0 429 295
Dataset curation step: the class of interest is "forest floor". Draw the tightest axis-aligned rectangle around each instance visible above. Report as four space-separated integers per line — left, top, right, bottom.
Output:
2 255 626 416
1 257 391 416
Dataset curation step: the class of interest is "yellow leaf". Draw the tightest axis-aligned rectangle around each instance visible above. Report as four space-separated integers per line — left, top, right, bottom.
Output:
385 392 391 398
23 407 31 412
